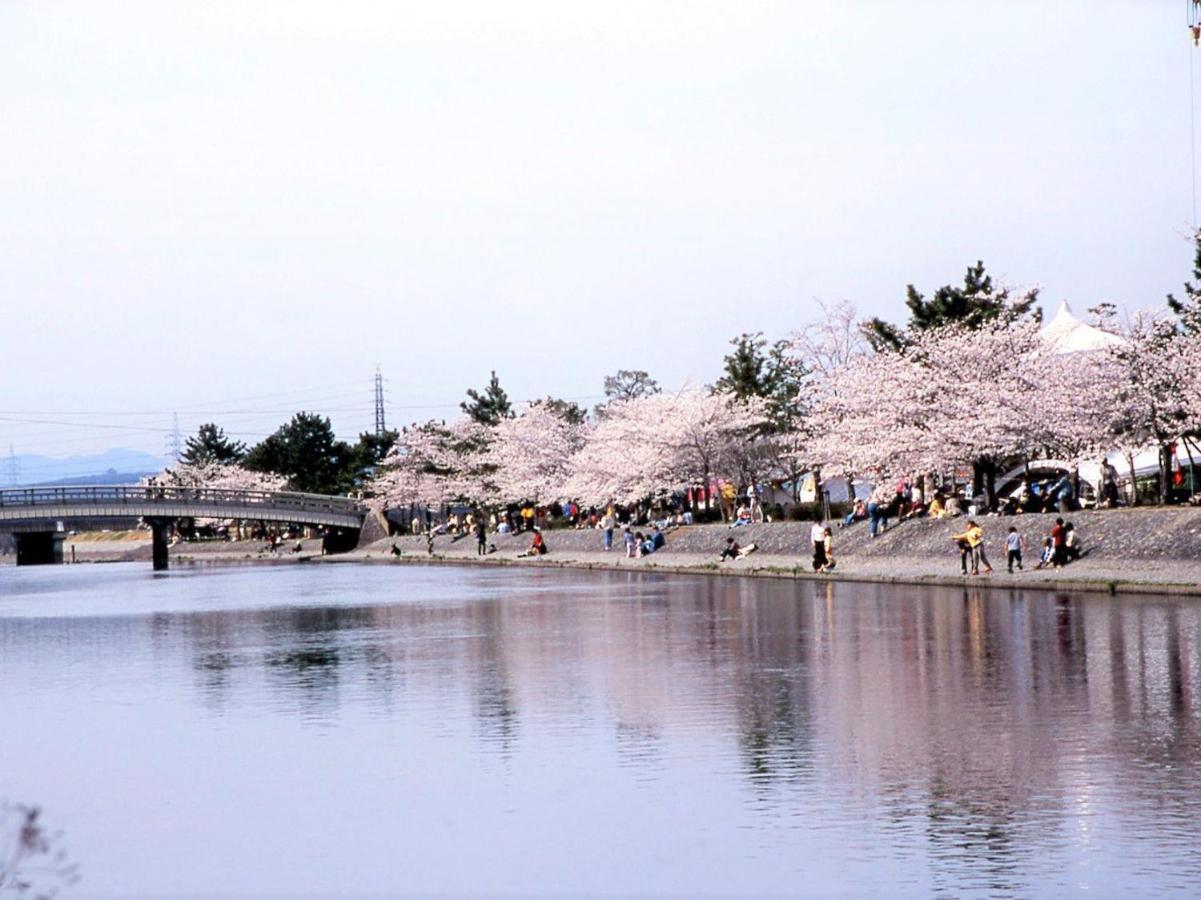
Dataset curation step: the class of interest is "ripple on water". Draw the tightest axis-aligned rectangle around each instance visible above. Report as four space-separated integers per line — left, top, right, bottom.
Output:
1 563 1200 895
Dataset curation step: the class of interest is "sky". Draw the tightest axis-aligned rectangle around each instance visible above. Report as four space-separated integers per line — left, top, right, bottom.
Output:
0 0 1195 465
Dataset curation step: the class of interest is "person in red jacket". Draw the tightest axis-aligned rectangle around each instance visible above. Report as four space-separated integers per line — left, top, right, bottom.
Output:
1049 518 1067 568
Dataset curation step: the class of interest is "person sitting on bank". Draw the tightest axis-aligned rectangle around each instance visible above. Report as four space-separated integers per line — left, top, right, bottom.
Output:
650 525 666 552
1048 473 1076 512
517 527 548 558
1035 536 1054 569
842 499 867 528
731 504 752 527
1064 522 1082 561
720 537 757 561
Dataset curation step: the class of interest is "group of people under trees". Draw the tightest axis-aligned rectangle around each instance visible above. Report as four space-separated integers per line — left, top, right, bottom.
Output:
837 459 1128 541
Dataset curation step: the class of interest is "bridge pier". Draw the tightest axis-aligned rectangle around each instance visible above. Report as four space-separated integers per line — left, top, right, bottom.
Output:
148 518 173 571
15 532 65 566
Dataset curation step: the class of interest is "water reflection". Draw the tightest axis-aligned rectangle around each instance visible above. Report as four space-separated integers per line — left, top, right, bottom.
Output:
1 565 1200 895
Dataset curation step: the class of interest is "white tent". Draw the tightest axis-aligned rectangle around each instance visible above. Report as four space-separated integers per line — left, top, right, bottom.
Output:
1040 300 1125 354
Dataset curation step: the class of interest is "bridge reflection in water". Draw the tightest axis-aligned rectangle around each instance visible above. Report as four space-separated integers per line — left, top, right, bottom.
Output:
0 485 366 569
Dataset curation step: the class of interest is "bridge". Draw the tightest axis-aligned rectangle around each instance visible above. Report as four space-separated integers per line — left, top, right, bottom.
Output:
0 485 367 569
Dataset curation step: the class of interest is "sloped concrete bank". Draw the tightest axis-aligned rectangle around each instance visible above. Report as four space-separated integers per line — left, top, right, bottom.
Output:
350 507 1201 597
38 508 1201 597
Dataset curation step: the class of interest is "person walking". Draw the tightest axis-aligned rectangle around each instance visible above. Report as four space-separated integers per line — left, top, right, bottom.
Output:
951 520 992 575
1005 526 1025 573
475 515 487 556
811 518 828 571
600 509 615 551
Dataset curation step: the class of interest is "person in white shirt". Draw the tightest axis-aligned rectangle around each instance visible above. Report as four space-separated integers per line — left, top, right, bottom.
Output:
811 520 828 571
600 511 616 551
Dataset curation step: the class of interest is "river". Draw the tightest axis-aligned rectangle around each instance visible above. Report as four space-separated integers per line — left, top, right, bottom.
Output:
1 562 1199 896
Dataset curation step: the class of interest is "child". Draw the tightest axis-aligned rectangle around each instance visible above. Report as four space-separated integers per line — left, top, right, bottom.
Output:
1005 526 1025 573
624 526 637 558
1064 522 1081 561
1035 536 1054 569
821 527 835 572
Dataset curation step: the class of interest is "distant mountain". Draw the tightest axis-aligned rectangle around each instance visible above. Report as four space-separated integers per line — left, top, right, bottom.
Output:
4 448 165 487
33 469 157 487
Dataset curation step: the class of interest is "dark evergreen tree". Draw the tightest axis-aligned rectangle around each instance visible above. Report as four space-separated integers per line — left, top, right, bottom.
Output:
1167 229 1201 334
460 371 514 426
531 396 588 425
181 423 246 465
863 260 1040 351
352 429 398 467
243 412 354 495
715 333 806 431
601 369 660 402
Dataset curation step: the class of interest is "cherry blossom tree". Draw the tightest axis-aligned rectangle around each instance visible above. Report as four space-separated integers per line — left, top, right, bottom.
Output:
482 401 587 503
1105 312 1201 503
566 388 768 510
805 316 1120 503
369 419 491 510
143 461 288 493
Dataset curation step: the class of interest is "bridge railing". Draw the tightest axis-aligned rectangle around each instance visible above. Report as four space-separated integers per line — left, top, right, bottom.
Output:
0 484 364 518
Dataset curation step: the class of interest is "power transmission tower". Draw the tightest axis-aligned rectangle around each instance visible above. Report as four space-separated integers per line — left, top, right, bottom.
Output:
3 444 19 487
373 367 387 437
166 413 183 464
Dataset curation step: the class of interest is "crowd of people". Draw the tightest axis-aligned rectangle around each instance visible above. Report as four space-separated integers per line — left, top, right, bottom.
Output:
386 461 1113 575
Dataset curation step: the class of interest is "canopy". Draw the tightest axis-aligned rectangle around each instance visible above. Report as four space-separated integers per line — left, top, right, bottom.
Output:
1040 300 1125 353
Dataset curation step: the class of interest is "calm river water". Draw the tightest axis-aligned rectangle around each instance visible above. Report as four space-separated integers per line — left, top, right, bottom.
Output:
1 562 1199 897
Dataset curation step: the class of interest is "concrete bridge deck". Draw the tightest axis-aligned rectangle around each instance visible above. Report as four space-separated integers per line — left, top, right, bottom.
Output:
0 485 366 567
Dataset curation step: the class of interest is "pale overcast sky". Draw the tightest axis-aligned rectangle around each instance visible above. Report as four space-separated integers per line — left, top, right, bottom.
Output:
0 0 1194 460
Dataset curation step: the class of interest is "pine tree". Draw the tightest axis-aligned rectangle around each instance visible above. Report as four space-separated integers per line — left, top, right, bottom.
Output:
243 412 354 495
864 261 1040 351
180 423 246 465
1167 228 1201 335
460 371 514 426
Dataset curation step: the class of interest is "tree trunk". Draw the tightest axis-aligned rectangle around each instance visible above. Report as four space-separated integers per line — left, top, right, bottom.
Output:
1126 453 1140 506
1184 437 1199 496
1159 442 1173 506
971 458 996 510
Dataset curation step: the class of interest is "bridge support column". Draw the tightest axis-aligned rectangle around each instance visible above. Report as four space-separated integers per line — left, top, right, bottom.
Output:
148 518 173 571
15 532 65 566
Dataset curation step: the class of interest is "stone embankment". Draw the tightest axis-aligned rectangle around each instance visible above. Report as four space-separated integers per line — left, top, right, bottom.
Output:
356 507 1201 596
28 508 1201 596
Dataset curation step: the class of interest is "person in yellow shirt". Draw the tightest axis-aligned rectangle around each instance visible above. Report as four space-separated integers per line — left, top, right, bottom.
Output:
951 520 993 575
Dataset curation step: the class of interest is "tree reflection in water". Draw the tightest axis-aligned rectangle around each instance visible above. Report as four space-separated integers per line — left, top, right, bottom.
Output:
8 566 1193 893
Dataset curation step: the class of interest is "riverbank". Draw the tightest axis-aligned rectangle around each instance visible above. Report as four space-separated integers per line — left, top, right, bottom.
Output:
35 507 1201 597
